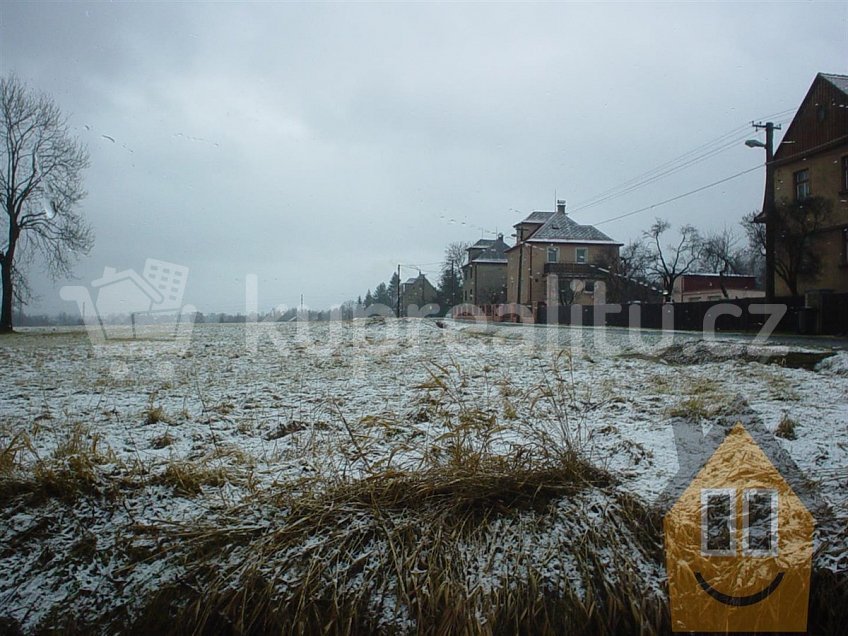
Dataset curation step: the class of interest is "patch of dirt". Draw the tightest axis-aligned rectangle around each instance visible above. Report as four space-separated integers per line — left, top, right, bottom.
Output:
635 341 836 369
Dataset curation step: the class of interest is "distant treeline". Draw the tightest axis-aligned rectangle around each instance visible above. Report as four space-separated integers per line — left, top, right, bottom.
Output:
13 304 370 327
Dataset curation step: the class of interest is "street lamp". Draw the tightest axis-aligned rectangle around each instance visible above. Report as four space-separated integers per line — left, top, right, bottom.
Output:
746 122 780 303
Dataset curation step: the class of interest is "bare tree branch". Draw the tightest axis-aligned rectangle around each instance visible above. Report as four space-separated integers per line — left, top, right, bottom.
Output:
643 218 702 300
1 74 92 331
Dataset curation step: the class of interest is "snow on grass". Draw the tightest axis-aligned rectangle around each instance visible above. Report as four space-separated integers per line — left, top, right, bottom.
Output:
0 320 846 633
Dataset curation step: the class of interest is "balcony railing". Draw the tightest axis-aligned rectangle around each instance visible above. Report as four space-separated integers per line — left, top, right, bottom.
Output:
543 262 598 277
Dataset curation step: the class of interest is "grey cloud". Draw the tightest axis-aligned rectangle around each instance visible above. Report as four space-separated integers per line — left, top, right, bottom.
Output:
1 2 845 314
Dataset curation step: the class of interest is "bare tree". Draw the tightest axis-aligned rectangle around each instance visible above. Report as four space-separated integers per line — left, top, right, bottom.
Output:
620 239 652 284
592 239 653 303
740 210 766 287
699 228 748 298
1 75 92 332
744 197 832 297
644 218 702 301
439 241 469 308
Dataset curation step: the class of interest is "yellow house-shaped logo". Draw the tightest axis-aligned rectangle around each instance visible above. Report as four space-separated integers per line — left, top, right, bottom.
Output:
664 423 814 632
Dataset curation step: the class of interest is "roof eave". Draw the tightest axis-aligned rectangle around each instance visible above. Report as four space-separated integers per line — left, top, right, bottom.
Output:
526 238 622 246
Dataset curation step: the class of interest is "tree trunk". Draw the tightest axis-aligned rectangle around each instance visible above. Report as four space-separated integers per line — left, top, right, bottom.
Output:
788 278 799 297
0 257 13 333
719 267 729 299
1 220 17 333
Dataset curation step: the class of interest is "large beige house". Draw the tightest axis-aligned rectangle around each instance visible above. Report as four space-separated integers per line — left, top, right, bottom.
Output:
506 202 621 310
771 72 848 296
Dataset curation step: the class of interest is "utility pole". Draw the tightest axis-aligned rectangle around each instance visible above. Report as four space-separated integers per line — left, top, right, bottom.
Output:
396 264 401 317
752 121 781 303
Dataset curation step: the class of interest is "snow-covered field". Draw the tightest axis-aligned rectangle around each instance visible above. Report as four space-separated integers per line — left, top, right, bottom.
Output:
1 320 846 633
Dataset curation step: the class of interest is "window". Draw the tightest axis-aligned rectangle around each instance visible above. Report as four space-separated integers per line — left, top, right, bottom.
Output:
701 488 779 558
842 227 848 266
842 156 848 192
742 489 778 557
794 169 811 201
575 247 588 264
584 280 595 294
546 247 558 263
701 489 736 556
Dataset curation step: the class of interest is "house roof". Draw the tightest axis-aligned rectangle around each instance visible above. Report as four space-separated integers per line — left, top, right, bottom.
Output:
526 211 619 244
821 72 848 95
516 211 554 225
468 235 510 264
403 274 435 288
470 248 507 263
682 272 758 279
774 72 848 163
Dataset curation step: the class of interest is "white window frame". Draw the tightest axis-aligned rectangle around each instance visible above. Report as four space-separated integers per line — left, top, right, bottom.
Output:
842 227 848 266
546 247 559 263
701 488 737 557
742 488 778 557
575 247 588 264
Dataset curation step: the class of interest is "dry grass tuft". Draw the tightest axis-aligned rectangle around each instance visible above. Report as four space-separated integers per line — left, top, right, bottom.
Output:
2 423 117 503
151 432 175 449
0 431 32 476
155 460 230 496
144 405 167 425
775 414 798 440
120 450 666 636
666 396 709 419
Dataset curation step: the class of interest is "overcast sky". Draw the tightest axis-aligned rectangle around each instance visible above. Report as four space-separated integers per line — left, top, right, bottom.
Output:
2 2 846 314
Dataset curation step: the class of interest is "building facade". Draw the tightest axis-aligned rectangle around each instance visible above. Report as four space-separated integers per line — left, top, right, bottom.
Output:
771 72 848 296
461 235 510 305
506 202 621 310
400 273 438 311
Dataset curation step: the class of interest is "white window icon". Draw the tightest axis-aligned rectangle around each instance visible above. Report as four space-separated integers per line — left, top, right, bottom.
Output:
701 488 778 558
701 488 736 557
743 489 779 557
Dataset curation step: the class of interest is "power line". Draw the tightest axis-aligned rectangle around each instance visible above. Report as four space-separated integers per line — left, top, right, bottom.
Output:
569 110 796 213
570 131 757 214
555 123 839 232
592 163 764 226
571 128 749 209
585 120 842 229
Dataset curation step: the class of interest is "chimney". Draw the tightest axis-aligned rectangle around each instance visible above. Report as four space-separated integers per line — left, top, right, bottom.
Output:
556 199 567 214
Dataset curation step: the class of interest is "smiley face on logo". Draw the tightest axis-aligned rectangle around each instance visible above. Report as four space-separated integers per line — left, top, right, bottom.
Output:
664 424 814 632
